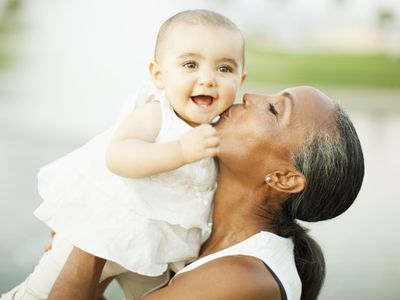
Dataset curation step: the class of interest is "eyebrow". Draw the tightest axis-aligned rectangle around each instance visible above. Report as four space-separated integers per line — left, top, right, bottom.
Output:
216 58 239 68
177 53 202 60
177 53 239 68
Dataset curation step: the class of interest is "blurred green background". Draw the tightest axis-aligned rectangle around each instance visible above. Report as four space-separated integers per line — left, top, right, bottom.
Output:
247 45 400 88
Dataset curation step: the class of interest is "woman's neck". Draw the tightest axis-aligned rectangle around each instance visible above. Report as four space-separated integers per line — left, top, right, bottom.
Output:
200 168 276 257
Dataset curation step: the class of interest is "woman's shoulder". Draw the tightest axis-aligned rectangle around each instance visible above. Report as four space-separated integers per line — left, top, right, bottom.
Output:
169 255 281 300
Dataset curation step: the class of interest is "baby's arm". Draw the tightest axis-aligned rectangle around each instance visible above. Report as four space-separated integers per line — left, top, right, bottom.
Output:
106 102 219 178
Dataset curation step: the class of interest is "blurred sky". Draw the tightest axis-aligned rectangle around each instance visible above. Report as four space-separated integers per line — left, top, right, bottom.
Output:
1 0 399 138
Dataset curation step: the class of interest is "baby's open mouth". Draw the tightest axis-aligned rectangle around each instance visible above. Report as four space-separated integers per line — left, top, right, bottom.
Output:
191 95 214 107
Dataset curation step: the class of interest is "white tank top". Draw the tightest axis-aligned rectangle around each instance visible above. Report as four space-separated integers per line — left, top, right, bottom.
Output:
176 231 301 300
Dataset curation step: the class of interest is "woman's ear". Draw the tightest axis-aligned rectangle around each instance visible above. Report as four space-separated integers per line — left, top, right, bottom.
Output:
265 170 306 194
149 61 164 89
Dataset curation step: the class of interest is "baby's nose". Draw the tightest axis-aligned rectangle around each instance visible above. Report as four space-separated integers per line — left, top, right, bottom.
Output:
199 71 216 87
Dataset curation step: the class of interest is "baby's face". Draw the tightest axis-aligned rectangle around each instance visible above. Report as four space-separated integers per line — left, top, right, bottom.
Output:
152 23 246 126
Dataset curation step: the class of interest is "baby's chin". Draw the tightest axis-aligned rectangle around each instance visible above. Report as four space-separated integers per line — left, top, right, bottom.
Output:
189 114 220 126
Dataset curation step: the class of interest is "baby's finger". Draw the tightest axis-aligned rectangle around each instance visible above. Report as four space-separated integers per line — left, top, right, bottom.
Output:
199 124 217 136
205 147 219 157
205 137 220 147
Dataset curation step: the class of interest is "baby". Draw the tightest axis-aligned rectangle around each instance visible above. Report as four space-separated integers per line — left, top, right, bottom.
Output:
1 9 246 300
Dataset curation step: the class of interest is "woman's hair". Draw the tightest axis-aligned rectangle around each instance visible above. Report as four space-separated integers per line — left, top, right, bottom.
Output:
274 105 365 300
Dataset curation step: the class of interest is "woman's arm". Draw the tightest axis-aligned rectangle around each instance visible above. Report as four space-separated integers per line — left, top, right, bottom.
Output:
48 247 106 300
106 101 220 178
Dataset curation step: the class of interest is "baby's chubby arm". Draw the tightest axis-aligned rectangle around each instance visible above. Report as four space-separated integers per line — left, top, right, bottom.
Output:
106 102 219 178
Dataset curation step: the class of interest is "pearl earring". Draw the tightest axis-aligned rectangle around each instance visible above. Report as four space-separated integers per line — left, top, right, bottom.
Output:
266 176 272 183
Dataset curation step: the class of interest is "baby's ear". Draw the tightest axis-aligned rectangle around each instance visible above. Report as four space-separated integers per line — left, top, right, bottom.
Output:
240 71 247 86
264 170 306 194
149 61 164 89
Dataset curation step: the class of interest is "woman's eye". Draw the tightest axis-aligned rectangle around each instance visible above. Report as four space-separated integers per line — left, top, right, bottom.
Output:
218 65 233 73
269 104 278 116
183 61 197 69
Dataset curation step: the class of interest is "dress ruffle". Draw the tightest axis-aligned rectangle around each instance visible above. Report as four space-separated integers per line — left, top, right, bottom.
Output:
34 82 217 275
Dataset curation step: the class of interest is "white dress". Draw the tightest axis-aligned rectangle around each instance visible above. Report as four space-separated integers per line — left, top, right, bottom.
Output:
34 82 217 276
175 231 302 300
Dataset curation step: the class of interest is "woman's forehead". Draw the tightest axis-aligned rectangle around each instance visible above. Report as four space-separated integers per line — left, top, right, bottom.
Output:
281 86 335 106
280 86 336 118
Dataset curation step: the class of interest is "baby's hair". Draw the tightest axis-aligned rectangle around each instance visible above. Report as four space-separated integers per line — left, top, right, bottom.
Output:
154 9 244 63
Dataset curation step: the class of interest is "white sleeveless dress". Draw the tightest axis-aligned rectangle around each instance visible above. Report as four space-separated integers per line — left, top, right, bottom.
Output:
34 82 217 276
175 231 302 300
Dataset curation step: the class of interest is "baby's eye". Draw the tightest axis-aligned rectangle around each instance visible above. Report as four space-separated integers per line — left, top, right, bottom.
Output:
269 104 278 116
218 65 233 73
183 61 198 69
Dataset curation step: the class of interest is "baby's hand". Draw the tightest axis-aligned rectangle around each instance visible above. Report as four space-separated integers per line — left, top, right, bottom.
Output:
44 230 56 252
180 124 220 163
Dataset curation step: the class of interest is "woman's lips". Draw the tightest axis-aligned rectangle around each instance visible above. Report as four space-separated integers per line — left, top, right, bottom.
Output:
213 107 230 127
221 107 231 119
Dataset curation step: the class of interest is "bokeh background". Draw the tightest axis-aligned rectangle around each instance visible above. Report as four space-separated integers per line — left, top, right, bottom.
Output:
1 0 399 299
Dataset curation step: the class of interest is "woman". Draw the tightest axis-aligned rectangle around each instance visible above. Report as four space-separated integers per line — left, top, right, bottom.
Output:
49 86 364 300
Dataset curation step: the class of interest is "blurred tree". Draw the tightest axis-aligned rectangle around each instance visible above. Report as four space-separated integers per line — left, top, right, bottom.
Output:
0 0 22 69
269 0 289 6
0 0 22 19
377 9 395 30
214 0 228 5
333 0 348 7
377 8 396 54
0 0 22 32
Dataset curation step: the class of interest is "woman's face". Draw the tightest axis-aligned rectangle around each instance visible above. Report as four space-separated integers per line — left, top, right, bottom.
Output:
215 86 337 178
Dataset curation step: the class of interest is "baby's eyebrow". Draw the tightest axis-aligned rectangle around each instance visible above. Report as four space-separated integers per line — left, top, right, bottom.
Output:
177 53 202 60
216 58 239 68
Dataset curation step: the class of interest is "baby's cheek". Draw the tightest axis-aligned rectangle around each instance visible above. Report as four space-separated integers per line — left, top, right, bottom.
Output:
229 80 242 98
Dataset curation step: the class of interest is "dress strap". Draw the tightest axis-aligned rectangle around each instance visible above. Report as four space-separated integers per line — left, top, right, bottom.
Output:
263 262 288 300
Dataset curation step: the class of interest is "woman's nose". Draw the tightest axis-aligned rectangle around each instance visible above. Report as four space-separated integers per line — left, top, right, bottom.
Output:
242 93 259 106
